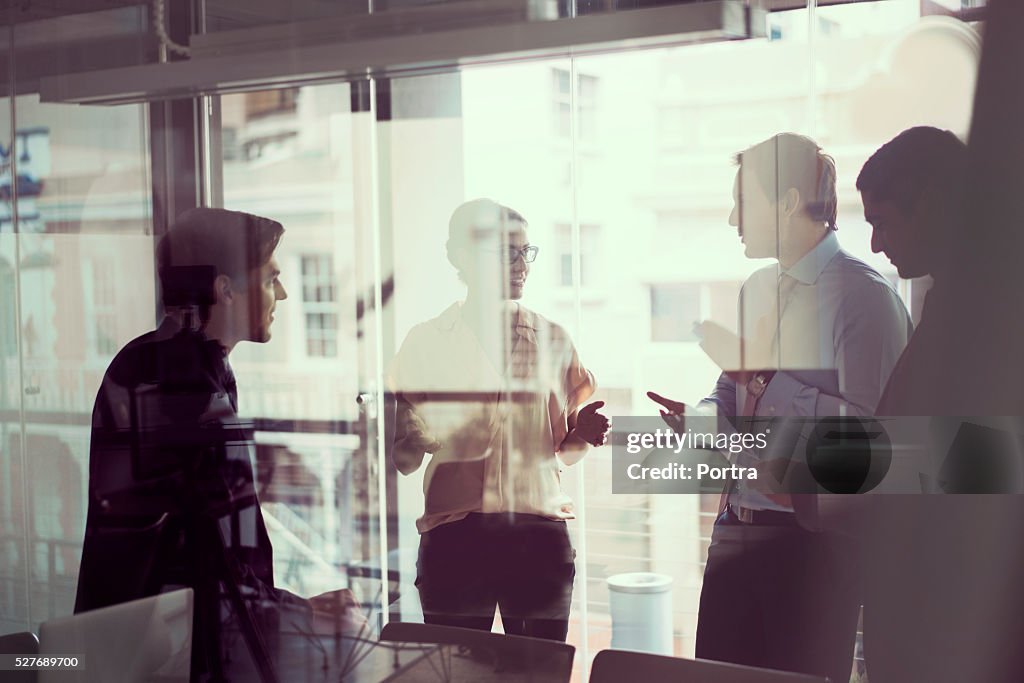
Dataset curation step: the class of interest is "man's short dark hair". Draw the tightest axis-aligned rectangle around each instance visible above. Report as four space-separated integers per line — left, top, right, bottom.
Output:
737 133 839 231
156 208 283 306
856 126 967 214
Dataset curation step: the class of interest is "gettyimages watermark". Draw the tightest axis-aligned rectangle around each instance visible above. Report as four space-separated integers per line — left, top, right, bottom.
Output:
611 415 1024 495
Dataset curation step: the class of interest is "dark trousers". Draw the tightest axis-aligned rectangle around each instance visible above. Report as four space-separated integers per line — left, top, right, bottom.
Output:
696 508 862 683
416 513 575 642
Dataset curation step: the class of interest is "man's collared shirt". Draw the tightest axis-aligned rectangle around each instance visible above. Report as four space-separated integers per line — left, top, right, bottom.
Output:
701 231 913 512
389 302 596 533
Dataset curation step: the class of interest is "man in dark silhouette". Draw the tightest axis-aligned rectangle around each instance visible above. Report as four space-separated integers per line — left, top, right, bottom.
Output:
857 95 1024 679
75 208 348 680
857 126 968 415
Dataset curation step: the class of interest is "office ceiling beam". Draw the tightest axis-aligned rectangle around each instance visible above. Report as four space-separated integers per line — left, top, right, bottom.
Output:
39 0 763 105
0 0 144 25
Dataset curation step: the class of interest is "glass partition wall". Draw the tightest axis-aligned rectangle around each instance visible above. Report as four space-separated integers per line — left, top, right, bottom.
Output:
0 91 154 633
0 1 981 680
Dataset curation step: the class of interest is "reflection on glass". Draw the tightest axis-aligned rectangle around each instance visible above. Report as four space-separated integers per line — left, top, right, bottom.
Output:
389 199 607 641
0 232 28 635
0 93 154 631
569 1 979 662
0 4 985 680
74 208 292 680
219 83 381 616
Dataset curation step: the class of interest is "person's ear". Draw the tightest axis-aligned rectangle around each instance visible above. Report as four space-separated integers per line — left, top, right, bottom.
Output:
214 274 234 305
445 240 458 269
446 240 471 277
781 187 801 220
914 187 941 225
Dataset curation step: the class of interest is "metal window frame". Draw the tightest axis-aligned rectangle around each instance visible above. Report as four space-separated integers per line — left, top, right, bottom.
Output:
40 1 763 105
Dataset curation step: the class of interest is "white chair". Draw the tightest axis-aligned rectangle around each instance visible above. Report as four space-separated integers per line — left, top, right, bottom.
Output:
37 588 193 683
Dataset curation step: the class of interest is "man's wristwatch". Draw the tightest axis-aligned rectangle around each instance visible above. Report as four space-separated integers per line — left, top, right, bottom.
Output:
746 371 776 398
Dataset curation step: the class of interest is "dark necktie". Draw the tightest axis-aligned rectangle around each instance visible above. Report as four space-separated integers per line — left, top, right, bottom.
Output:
740 272 799 416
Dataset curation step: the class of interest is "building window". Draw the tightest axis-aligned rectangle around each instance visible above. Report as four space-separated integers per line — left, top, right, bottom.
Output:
0 259 14 357
242 131 299 162
818 16 839 36
552 69 598 140
92 261 118 356
555 223 601 288
578 74 598 140
553 68 572 138
658 105 685 144
650 283 703 342
222 127 240 161
301 255 338 358
245 88 299 121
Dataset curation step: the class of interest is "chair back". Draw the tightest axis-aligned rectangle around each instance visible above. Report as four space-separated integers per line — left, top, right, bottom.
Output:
380 621 575 682
74 512 171 613
0 631 39 654
589 649 830 683
0 632 40 683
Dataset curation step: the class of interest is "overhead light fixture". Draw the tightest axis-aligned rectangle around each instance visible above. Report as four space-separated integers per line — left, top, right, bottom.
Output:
39 0 764 105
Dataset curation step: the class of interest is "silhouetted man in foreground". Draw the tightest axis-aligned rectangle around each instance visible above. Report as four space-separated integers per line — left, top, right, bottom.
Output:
858 126 968 415
75 208 348 681
858 120 1024 682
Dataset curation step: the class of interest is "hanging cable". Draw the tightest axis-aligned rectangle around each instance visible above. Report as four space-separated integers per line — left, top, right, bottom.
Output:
153 0 192 58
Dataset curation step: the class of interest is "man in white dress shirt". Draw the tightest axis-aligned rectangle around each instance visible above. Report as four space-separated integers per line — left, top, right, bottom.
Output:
650 134 912 683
